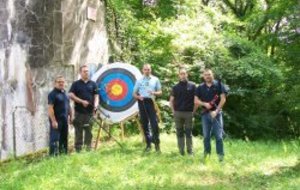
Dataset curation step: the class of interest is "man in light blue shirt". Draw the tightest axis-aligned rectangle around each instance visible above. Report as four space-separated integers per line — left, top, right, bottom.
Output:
133 64 162 152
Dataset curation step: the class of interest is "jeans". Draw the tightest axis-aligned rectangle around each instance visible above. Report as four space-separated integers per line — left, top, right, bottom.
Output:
201 112 224 156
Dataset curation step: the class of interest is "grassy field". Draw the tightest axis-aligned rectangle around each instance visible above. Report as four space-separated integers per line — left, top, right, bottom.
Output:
0 134 299 190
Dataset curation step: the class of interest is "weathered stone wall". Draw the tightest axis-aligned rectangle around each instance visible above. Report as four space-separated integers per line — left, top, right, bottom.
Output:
0 0 109 160
63 0 108 68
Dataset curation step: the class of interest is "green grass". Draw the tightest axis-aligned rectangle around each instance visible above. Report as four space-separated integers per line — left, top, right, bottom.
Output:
0 134 299 190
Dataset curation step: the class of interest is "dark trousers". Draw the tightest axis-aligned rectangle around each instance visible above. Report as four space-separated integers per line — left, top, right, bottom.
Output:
138 99 160 146
73 112 93 152
174 111 193 154
49 118 68 156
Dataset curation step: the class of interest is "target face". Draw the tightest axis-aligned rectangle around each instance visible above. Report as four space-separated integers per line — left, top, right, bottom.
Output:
91 63 142 123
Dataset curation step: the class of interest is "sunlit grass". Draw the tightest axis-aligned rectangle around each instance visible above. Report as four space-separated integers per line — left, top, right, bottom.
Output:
0 134 299 190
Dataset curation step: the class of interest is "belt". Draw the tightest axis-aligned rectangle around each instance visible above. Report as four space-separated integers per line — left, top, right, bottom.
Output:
142 97 152 100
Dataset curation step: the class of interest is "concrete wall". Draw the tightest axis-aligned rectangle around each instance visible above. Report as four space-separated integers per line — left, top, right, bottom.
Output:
0 0 109 160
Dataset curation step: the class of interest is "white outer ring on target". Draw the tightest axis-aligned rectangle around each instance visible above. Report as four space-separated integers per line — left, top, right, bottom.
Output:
91 62 142 123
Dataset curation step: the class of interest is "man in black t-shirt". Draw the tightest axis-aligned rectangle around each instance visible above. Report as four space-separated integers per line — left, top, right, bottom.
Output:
69 65 99 152
170 68 196 155
48 76 72 156
194 69 228 162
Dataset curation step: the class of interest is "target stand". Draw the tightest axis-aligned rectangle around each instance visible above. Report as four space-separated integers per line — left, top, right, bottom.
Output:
91 63 145 149
93 111 145 150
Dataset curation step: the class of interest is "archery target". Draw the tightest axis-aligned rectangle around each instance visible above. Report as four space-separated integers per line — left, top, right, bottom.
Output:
91 62 142 123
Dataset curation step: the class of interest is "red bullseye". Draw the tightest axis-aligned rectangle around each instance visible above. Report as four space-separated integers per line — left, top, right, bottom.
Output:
106 79 128 101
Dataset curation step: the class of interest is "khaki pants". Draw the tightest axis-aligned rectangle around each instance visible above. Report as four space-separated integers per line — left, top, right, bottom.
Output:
174 111 193 154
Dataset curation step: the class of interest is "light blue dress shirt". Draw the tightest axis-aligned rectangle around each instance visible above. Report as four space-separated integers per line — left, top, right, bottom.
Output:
133 75 162 99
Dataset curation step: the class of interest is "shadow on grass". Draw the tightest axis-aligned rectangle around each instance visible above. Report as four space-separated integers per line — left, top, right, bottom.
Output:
230 159 300 189
97 141 188 159
111 182 224 190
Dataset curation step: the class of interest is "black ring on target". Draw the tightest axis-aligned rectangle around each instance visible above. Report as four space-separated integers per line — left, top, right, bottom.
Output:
96 68 137 112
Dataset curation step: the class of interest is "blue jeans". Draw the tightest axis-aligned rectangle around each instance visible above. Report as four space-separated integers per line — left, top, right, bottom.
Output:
201 112 224 156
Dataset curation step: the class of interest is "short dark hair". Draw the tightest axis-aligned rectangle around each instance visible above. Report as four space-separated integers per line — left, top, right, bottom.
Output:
79 65 88 72
54 75 64 82
178 67 187 73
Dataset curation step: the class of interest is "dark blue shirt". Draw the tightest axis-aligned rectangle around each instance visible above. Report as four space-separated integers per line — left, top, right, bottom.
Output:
69 79 98 114
48 88 70 119
195 80 228 111
171 81 196 112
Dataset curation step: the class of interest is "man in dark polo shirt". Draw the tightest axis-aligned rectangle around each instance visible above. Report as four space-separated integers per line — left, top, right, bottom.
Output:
69 65 99 152
170 68 196 155
48 76 72 156
194 69 228 162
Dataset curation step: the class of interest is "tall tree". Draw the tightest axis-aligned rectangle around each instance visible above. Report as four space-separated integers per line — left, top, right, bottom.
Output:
222 0 256 18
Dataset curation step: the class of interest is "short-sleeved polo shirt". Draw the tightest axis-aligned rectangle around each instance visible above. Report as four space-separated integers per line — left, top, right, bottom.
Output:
69 79 98 114
48 88 70 119
195 80 228 111
171 80 196 112
133 75 161 99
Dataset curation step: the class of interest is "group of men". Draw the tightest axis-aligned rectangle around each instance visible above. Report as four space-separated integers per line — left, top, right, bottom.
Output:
48 63 227 162
170 67 227 162
48 65 98 155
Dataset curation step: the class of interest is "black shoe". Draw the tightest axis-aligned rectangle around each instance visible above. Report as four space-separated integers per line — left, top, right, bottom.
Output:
144 146 151 152
155 143 161 153
179 150 185 156
218 155 224 163
187 151 194 156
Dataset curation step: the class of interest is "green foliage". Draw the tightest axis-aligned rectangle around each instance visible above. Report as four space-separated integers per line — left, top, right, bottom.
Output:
105 0 299 139
0 134 299 189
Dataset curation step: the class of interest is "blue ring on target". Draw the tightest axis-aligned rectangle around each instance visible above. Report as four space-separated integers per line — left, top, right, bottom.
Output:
100 74 133 106
96 68 137 112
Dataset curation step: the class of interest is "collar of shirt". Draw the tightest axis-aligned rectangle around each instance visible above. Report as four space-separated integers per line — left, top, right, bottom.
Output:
80 79 91 84
204 80 217 88
179 80 188 85
142 76 150 80
54 88 65 93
